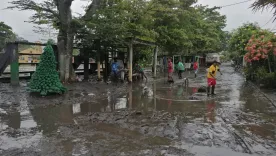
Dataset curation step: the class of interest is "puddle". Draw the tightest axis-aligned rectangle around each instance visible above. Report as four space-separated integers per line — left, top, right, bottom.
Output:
1 64 276 155
0 132 42 150
180 143 259 156
234 124 276 141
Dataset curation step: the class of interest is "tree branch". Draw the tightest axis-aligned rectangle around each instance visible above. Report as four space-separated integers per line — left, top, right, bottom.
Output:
83 0 101 19
7 0 58 19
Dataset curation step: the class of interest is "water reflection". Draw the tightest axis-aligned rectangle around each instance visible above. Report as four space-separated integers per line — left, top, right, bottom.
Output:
205 99 216 123
6 111 21 129
1 81 216 136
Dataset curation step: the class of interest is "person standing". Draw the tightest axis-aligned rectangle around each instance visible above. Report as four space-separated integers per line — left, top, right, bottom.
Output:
111 58 119 78
167 58 174 82
207 60 222 96
177 59 185 79
134 63 147 80
193 60 199 78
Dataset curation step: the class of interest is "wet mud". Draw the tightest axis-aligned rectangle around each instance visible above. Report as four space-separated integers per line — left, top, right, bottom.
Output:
1 63 276 156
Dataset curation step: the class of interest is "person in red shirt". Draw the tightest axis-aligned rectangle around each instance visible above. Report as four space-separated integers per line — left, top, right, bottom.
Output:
193 60 199 78
167 58 174 83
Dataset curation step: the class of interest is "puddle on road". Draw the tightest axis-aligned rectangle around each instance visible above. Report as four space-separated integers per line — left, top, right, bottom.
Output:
234 124 276 142
179 143 259 156
1 64 276 155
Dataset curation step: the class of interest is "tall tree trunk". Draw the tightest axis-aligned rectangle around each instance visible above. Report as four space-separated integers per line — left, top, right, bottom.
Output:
57 38 66 82
55 0 75 82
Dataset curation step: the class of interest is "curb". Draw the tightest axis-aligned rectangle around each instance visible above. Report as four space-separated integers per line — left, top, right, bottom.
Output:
233 65 276 108
248 81 276 108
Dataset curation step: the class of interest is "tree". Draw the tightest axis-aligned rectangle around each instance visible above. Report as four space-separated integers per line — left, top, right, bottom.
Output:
245 30 275 62
151 0 192 54
8 0 76 82
190 5 226 54
244 30 276 72
251 0 276 20
0 22 16 51
150 2 226 55
228 23 261 58
29 42 66 96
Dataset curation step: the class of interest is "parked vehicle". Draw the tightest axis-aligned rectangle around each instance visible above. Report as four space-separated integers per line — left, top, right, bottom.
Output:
206 53 220 67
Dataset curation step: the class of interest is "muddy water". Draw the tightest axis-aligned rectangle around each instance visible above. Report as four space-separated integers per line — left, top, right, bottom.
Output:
1 63 276 155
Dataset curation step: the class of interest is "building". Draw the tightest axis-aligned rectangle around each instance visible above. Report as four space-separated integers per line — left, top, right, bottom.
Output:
18 43 43 64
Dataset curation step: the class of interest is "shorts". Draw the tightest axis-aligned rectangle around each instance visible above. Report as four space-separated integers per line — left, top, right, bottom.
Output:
207 78 216 86
194 69 198 74
168 72 173 77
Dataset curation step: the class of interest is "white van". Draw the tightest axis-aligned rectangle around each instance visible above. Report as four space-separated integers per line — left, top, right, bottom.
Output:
206 53 220 67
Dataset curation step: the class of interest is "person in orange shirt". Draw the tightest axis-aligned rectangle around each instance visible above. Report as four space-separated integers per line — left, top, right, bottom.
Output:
207 61 222 96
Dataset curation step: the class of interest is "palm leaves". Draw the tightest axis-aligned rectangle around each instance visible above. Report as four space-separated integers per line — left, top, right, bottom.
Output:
251 0 276 20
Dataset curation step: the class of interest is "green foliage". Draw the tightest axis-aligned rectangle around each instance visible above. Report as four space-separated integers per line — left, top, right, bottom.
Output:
47 39 55 45
251 0 276 21
228 23 261 58
8 0 58 27
244 29 276 62
256 66 268 80
28 44 66 96
73 49 80 56
256 66 276 86
189 5 226 54
79 0 227 56
0 22 16 50
134 46 153 66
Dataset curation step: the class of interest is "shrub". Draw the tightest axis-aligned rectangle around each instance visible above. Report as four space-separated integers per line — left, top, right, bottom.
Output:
256 66 276 87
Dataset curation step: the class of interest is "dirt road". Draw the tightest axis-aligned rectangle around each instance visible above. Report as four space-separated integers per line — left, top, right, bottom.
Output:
0 63 276 156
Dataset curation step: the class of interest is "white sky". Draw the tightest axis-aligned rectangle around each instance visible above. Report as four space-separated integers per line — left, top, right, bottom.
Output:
0 0 275 42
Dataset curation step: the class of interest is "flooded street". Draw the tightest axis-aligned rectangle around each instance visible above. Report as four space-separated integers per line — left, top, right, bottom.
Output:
1 63 276 156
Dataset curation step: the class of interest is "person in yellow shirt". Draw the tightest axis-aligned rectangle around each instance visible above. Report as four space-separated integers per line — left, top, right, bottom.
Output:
207 61 222 96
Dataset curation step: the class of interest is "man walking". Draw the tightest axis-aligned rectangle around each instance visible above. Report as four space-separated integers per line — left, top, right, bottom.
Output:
177 59 185 79
207 60 222 96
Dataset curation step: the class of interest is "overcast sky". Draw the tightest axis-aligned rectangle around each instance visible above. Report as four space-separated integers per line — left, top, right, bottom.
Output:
0 0 275 42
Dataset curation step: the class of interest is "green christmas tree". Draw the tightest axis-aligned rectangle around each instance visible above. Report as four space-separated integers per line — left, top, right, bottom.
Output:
28 43 66 96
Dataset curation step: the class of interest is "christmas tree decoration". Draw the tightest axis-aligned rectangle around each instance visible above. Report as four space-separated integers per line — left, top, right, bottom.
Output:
28 43 66 96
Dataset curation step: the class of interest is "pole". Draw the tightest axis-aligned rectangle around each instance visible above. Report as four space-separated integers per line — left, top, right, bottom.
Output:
154 80 156 110
128 43 133 82
96 40 101 81
104 46 108 83
128 83 133 109
10 43 19 85
153 46 158 78
83 48 89 81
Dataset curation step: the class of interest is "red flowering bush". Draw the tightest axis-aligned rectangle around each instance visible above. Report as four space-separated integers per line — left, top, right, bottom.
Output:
244 31 276 63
